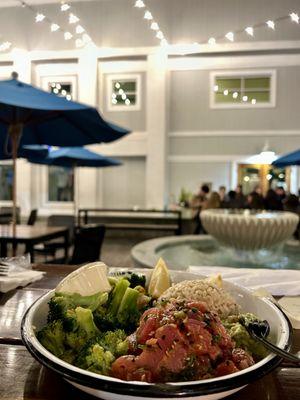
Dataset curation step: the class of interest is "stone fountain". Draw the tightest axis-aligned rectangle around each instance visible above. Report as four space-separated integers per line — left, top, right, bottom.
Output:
200 209 299 251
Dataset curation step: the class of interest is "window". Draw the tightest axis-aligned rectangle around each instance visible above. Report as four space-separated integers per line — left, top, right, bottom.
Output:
210 70 276 109
49 82 72 101
0 164 13 201
107 74 141 111
40 75 77 101
48 166 74 202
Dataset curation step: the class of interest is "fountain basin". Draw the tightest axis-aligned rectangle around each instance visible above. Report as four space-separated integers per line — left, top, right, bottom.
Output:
131 235 300 270
201 209 299 251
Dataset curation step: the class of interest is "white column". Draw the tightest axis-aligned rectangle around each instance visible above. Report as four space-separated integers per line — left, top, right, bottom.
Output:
290 166 298 194
13 50 32 217
77 46 99 209
145 50 168 209
230 161 238 190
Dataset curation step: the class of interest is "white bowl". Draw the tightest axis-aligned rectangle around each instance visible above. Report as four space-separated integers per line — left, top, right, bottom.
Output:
21 269 292 400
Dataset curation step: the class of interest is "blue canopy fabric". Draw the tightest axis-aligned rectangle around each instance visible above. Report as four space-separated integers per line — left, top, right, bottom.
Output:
272 149 300 167
26 146 122 168
0 78 130 150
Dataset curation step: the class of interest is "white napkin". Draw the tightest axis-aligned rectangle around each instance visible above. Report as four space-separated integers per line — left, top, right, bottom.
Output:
0 270 45 293
188 266 300 296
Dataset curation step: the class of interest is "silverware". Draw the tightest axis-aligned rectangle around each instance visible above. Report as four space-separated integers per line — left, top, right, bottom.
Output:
240 317 300 364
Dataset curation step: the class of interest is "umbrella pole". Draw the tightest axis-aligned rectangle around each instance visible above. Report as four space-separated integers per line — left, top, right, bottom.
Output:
8 124 23 239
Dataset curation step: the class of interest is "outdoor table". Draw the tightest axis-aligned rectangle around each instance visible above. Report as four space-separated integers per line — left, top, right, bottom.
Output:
0 225 69 262
0 264 299 400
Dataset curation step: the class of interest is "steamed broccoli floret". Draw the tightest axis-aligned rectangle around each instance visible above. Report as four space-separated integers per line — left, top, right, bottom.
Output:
74 329 128 375
65 307 100 350
76 343 115 375
37 320 66 357
127 272 146 289
48 291 108 324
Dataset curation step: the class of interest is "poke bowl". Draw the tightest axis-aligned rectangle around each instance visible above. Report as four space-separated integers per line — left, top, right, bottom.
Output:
21 266 292 400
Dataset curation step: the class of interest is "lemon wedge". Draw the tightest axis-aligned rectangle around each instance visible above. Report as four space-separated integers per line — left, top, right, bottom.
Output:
148 258 171 299
56 262 111 296
206 274 223 288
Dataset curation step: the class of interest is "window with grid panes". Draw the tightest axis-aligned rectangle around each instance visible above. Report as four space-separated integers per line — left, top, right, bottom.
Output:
107 74 141 111
211 71 275 108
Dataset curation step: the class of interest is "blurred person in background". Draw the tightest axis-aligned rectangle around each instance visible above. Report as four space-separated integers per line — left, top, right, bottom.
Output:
235 184 247 208
202 192 221 211
264 189 283 211
247 191 265 210
283 194 300 239
190 184 210 234
218 186 227 207
276 186 286 202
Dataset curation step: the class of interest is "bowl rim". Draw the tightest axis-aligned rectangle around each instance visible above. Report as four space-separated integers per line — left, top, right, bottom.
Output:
21 279 293 398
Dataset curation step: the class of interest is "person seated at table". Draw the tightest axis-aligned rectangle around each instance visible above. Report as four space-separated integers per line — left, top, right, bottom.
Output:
190 184 210 234
247 191 265 210
202 191 221 211
283 194 300 239
264 189 283 211
235 184 247 208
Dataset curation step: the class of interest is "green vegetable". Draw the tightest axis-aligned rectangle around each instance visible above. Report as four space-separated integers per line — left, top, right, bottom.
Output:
223 313 268 359
48 291 108 324
94 278 142 332
37 320 66 357
74 329 128 375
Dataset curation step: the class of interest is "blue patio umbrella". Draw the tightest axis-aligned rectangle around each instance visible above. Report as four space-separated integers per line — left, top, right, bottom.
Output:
26 146 122 215
0 74 130 228
272 149 300 168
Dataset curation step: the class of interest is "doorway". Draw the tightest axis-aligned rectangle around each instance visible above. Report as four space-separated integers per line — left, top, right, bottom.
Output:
238 164 290 195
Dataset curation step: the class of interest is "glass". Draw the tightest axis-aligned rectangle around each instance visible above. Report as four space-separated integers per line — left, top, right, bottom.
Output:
49 82 72 100
215 78 241 91
0 165 13 201
244 77 270 89
48 166 74 202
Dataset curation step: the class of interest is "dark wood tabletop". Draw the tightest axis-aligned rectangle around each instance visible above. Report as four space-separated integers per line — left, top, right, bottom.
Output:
0 264 299 400
0 226 69 261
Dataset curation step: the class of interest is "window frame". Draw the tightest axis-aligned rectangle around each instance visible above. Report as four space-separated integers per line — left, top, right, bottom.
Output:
209 69 276 109
40 74 78 101
0 161 13 204
106 74 141 112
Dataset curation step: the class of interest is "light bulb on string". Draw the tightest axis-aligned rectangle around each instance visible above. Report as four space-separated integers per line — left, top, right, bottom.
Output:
266 20 275 29
64 32 73 40
69 13 80 24
251 98 257 105
242 95 248 102
76 25 85 34
151 22 159 31
144 11 153 20
213 85 218 92
61 2 70 12
156 31 164 40
51 23 60 32
35 13 45 23
225 32 234 42
232 91 239 99
160 38 168 47
208 37 216 45
245 26 254 36
75 38 84 48
223 89 229 96
290 13 299 23
134 0 145 8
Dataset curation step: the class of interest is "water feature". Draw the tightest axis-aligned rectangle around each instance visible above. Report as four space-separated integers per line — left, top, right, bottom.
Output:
131 210 300 270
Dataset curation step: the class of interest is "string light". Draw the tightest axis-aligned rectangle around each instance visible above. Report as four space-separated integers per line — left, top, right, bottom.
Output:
208 37 216 45
150 22 159 30
134 1 168 47
51 23 60 32
245 26 254 36
64 32 73 40
76 25 85 34
111 82 131 107
225 32 234 42
0 41 11 52
266 20 275 29
251 98 257 104
69 13 80 24
144 11 153 20
232 91 239 99
213 85 218 92
61 2 70 12
134 0 145 7
223 89 229 96
242 95 248 102
290 13 299 23
35 13 45 23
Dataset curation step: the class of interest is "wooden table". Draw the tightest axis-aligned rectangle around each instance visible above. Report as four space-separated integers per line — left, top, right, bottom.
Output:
0 225 69 262
0 265 299 400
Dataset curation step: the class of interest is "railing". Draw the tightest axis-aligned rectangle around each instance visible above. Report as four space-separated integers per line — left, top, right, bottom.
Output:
77 208 182 235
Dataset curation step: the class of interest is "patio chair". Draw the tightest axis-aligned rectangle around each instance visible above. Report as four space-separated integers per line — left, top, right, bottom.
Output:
27 209 38 226
69 224 106 265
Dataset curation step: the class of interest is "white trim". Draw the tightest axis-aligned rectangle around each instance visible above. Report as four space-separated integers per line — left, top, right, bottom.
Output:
168 155 269 163
209 69 276 109
169 130 300 137
168 54 300 71
100 61 147 73
106 73 141 112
